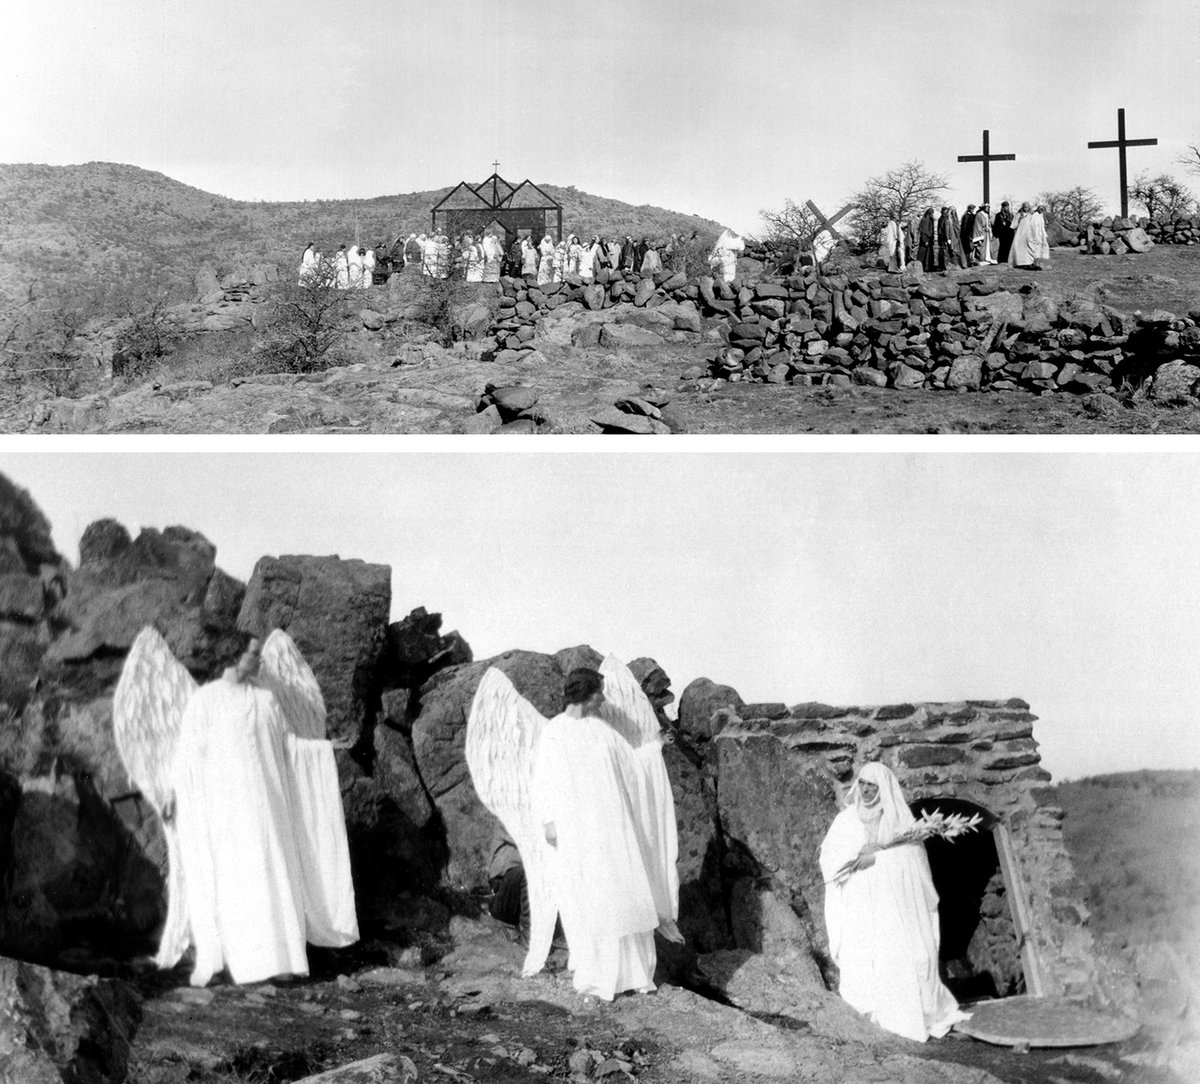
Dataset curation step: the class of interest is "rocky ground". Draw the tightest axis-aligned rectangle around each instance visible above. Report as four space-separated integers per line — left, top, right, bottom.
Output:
119 914 1190 1084
5 247 1200 435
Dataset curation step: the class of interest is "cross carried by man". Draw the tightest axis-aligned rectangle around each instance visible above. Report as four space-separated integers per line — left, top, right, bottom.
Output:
805 200 852 264
957 129 1016 207
1088 108 1158 220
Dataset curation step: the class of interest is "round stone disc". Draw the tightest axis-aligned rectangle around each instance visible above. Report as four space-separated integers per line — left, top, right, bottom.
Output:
955 996 1140 1048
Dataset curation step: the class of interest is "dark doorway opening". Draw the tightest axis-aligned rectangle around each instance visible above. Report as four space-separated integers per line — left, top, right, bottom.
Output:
910 797 1024 1001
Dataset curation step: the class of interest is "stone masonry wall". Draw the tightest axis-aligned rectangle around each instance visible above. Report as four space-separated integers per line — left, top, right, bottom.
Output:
712 698 1133 1007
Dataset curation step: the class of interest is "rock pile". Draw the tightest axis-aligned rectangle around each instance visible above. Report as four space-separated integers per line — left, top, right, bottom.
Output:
697 266 1191 395
1076 218 1155 256
1144 212 1200 246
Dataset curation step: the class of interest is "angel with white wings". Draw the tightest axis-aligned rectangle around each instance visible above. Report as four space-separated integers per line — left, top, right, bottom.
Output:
113 627 359 987
467 657 682 1001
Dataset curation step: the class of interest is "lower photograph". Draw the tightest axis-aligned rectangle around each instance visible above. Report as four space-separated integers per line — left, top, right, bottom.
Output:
0 451 1195 1084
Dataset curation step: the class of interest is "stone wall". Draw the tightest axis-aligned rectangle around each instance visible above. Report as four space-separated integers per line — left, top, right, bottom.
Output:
703 697 1130 1005
479 264 1200 400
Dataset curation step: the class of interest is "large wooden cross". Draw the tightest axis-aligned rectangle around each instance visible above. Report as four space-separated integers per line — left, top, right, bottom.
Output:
957 129 1015 206
1088 108 1158 219
805 199 852 241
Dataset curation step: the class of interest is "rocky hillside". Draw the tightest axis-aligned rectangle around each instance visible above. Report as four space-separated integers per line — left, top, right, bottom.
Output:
0 162 725 314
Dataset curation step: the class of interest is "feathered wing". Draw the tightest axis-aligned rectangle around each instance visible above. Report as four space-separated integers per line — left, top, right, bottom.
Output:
259 629 358 946
599 655 681 932
111 626 198 969
259 628 327 740
465 668 554 977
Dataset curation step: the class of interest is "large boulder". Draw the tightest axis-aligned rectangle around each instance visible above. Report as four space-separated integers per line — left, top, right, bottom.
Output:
0 956 141 1084
409 649 570 887
678 678 744 742
715 729 842 960
599 324 663 349
238 554 391 745
1149 360 1200 403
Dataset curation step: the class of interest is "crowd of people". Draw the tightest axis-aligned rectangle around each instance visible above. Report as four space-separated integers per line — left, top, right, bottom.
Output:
298 229 707 288
878 201 1052 273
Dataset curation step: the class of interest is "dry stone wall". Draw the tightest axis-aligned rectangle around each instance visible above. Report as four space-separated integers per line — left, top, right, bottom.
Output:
708 697 1132 1007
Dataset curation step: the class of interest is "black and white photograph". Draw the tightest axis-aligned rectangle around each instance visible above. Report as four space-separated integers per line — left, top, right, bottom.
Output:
0 451 1197 1082
3 0 1200 1082
1 2 1199 433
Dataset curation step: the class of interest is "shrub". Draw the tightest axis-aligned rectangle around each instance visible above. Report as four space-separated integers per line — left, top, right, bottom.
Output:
251 258 351 372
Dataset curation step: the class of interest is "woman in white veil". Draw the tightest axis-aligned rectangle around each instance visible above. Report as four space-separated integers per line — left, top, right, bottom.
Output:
819 762 969 1042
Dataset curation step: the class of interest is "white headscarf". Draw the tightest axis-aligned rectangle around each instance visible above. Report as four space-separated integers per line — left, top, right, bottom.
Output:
846 762 916 841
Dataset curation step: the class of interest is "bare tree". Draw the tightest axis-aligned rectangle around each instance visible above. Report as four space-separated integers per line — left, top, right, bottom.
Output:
1037 186 1105 232
1177 144 1200 177
1130 172 1196 220
757 199 819 248
847 161 949 248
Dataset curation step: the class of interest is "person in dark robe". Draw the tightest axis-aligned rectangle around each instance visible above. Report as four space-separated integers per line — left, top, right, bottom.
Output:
619 235 637 273
993 202 1015 264
959 206 976 266
939 208 967 269
507 235 524 278
916 209 939 272
373 241 391 280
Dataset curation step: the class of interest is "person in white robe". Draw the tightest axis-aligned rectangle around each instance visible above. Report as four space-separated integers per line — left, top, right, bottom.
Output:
298 243 318 286
552 240 568 282
333 245 351 289
606 238 622 270
360 247 376 288
1031 206 1050 262
404 234 422 270
877 220 905 271
1007 203 1041 269
530 668 662 1001
976 206 996 264
346 246 364 290
710 228 745 283
537 235 555 285
482 232 504 282
566 235 583 277
580 236 601 283
812 228 837 265
819 763 969 1042
521 237 539 278
463 234 484 282
641 242 662 275
164 637 357 987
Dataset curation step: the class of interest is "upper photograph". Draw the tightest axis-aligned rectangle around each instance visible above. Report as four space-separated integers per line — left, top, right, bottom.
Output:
2 1 1198 435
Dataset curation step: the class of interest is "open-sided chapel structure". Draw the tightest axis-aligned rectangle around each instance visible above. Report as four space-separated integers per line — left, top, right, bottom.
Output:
430 172 563 247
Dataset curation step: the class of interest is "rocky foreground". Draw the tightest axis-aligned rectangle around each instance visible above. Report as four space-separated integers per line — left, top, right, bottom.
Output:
5 912 1194 1084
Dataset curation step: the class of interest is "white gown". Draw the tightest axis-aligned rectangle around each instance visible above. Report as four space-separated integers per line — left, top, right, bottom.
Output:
170 674 358 986
531 711 660 999
819 769 967 1042
171 677 309 986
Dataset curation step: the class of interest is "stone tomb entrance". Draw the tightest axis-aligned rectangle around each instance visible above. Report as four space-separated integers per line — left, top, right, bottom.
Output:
911 797 1023 1001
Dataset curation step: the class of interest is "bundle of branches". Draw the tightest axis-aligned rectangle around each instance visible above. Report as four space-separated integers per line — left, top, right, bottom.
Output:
828 810 982 885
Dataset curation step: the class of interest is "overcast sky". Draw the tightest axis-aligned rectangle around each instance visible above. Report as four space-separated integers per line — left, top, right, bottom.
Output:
4 448 1199 784
3 0 1196 232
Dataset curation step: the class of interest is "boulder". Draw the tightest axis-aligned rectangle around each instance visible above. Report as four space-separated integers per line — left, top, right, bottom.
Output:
410 651 569 886
678 677 744 742
488 385 539 416
972 291 1024 325
0 956 142 1084
591 407 654 434
1125 227 1154 253
599 324 662 349
238 554 391 745
715 733 841 953
633 278 656 307
947 353 983 391
452 302 492 340
891 362 925 389
1149 360 1200 403
673 308 702 334
360 309 386 331
582 285 605 311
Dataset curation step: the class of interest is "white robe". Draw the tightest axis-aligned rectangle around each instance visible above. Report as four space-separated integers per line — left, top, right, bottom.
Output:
481 235 503 282
360 249 376 288
171 678 309 987
1008 213 1039 267
334 251 350 290
347 249 364 289
711 230 745 283
299 247 317 285
819 802 965 1041
465 243 484 282
878 221 904 271
1029 212 1050 260
531 711 660 1000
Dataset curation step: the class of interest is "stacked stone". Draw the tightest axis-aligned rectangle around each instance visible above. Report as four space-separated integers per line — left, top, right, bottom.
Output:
1075 218 1154 255
702 268 1145 395
488 267 694 364
712 698 1121 1003
1144 213 1200 246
